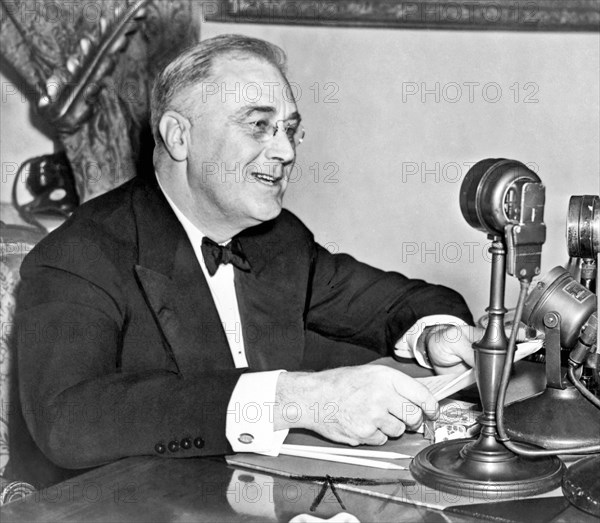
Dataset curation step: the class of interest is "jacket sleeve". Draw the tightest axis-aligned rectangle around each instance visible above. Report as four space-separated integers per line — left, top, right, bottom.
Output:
305 243 474 353
15 258 244 471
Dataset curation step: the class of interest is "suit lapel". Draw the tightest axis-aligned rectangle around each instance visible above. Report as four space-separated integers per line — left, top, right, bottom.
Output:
132 179 233 375
235 220 307 371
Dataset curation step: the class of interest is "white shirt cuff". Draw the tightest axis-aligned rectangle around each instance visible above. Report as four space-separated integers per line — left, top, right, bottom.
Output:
226 370 289 456
394 315 469 368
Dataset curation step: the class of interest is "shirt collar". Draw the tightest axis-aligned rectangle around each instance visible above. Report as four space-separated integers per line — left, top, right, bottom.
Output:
156 175 231 247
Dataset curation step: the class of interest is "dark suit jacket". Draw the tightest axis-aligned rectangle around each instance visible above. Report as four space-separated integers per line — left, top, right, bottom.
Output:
9 175 472 488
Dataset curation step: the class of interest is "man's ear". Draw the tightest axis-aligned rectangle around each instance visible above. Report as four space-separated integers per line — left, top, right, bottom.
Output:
158 111 191 162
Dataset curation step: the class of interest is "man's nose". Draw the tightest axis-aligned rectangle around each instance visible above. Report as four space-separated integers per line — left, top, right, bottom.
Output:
264 130 295 164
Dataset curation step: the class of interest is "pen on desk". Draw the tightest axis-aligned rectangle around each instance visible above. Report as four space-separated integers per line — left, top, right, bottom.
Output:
279 448 408 470
281 444 412 460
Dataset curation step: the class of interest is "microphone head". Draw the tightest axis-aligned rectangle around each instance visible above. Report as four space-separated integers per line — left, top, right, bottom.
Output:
524 266 596 348
567 195 600 260
460 159 541 236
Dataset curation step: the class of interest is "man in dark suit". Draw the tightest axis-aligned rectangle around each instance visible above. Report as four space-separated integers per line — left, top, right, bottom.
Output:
10 34 475 488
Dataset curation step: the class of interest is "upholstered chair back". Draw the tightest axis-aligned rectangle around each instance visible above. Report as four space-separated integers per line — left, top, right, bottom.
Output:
0 222 44 502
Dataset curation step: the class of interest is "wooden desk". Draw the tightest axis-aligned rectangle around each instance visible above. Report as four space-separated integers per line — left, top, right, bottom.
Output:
1 362 596 522
0 455 481 522
1 453 596 523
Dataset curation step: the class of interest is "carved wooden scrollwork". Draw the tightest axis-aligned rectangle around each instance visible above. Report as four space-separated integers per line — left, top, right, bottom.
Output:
37 0 149 133
0 0 200 201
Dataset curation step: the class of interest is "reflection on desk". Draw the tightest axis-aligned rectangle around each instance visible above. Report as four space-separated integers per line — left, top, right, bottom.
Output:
2 453 597 523
1 456 479 523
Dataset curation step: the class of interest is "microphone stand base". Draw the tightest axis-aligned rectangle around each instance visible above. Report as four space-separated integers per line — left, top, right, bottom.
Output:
562 455 600 517
411 437 565 500
504 386 600 448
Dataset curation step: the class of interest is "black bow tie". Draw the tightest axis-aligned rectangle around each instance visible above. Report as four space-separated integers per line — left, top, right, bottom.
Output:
201 237 251 276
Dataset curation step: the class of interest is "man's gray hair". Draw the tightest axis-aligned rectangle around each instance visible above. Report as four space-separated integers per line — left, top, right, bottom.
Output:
150 34 288 145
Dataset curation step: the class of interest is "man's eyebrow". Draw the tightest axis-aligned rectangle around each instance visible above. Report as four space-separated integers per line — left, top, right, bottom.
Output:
233 105 276 120
232 106 302 122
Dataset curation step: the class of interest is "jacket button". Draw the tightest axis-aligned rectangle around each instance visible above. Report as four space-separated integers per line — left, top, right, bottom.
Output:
194 437 205 449
168 440 180 452
154 443 166 454
181 438 192 450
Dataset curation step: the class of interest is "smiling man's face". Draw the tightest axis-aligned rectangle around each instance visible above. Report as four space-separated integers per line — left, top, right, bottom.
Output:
181 54 300 235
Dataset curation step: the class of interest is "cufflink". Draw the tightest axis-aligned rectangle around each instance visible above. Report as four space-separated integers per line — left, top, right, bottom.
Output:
238 433 254 444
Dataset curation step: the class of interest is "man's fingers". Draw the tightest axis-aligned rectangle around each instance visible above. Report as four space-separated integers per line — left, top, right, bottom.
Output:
386 396 424 430
362 429 388 446
379 414 407 438
427 325 478 370
451 336 476 368
505 321 538 342
391 373 438 420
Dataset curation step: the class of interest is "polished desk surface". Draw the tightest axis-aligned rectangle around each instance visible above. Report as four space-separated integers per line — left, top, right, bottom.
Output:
1 452 595 523
1 362 597 522
1 455 481 522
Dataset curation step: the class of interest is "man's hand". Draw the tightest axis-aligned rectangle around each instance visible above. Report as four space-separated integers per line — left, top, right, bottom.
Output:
274 365 438 446
421 324 481 375
421 321 535 375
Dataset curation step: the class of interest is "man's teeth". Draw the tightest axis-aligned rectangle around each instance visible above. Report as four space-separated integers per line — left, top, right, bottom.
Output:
253 172 277 183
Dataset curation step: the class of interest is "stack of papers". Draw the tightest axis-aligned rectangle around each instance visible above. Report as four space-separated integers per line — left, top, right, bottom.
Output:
415 339 543 400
